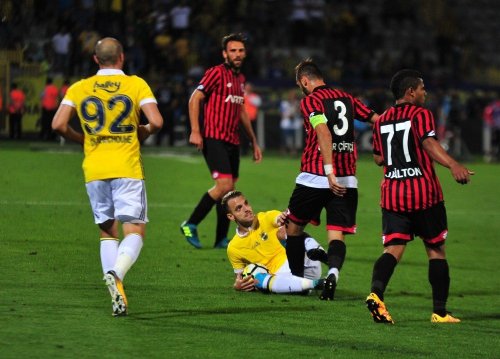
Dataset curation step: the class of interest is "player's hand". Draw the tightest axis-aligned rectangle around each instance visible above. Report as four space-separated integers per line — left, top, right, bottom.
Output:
275 211 288 227
189 131 203 150
252 143 263 163
137 124 151 142
327 173 347 196
450 163 474 184
234 274 255 292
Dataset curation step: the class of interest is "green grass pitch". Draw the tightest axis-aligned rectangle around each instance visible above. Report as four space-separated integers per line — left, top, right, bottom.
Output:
1 143 499 358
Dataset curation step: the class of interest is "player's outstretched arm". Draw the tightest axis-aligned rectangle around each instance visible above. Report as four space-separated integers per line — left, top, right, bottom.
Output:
423 137 474 184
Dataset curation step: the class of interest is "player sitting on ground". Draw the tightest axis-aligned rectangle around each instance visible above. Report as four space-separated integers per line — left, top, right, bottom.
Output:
222 190 327 293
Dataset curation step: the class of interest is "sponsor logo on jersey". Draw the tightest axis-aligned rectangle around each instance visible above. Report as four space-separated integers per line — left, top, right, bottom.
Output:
197 84 204 91
89 135 133 146
212 171 220 179
385 167 423 179
225 94 244 104
332 141 354 152
428 130 436 137
93 81 121 93
259 232 268 241
227 82 232 88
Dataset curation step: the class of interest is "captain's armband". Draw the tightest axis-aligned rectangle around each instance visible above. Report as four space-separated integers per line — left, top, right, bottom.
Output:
309 112 327 128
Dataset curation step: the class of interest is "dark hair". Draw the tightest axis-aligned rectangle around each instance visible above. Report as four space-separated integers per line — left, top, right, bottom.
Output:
295 58 323 83
390 69 423 100
221 33 246 51
221 190 243 213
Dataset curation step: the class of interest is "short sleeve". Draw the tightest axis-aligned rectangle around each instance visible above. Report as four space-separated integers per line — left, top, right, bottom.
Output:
414 108 437 142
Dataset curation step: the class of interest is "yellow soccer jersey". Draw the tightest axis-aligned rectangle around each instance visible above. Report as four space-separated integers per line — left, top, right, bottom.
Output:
62 69 157 182
227 210 287 274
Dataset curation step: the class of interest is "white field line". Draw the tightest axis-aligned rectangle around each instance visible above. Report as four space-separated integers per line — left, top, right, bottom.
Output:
0 199 488 215
0 200 193 208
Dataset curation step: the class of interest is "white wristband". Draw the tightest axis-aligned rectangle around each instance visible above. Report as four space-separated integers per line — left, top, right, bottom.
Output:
324 164 333 175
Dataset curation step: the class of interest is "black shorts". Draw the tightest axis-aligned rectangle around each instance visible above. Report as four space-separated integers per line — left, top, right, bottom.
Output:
287 184 358 234
203 138 240 180
382 201 448 247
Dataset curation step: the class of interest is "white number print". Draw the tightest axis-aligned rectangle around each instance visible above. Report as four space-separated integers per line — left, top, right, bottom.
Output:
380 121 412 165
333 100 348 136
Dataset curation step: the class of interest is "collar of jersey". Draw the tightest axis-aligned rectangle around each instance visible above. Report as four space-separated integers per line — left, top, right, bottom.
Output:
96 69 125 76
236 226 252 237
313 85 329 92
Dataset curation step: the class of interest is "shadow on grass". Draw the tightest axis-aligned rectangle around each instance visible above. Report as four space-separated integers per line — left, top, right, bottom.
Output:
126 306 430 357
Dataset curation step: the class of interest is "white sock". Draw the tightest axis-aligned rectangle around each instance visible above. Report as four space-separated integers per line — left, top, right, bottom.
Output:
113 233 143 280
304 236 324 252
327 268 340 283
100 238 119 274
269 275 314 293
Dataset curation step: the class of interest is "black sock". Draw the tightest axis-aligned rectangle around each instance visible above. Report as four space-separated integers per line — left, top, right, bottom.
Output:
215 201 230 245
188 192 216 224
429 259 450 316
371 253 398 301
327 240 347 277
286 235 305 277
304 232 328 264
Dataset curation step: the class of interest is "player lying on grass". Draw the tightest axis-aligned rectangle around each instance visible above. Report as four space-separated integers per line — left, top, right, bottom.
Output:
222 190 327 293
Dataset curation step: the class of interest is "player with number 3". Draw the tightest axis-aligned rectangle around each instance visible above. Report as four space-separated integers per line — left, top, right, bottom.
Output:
284 59 379 301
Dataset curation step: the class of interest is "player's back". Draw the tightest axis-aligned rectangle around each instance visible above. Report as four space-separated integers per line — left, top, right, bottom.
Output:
64 71 155 182
300 86 374 176
374 103 443 212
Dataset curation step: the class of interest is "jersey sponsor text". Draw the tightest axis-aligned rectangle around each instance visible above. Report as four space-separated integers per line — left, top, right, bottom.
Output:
90 135 133 146
385 167 423 179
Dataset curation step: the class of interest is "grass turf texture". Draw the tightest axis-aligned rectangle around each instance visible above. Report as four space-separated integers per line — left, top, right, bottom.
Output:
1 144 499 358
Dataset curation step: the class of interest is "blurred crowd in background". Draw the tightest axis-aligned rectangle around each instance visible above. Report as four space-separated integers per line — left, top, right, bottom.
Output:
1 0 499 161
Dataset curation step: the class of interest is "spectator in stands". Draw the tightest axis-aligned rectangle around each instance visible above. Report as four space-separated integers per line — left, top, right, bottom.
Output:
288 0 309 46
241 83 262 155
51 26 72 77
78 24 100 76
60 78 70 99
40 77 59 141
154 81 175 147
8 83 26 140
170 0 192 39
483 93 500 162
280 89 301 155
0 83 3 112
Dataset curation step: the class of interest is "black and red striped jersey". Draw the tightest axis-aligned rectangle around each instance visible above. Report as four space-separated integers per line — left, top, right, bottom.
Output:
299 86 374 176
197 63 245 145
373 102 444 212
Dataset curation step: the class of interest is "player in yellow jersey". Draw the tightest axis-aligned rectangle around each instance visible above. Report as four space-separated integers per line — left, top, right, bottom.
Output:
52 37 163 316
222 191 327 293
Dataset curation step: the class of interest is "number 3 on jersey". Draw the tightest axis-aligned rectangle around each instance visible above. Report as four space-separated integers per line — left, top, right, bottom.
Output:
332 100 348 136
81 95 134 135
